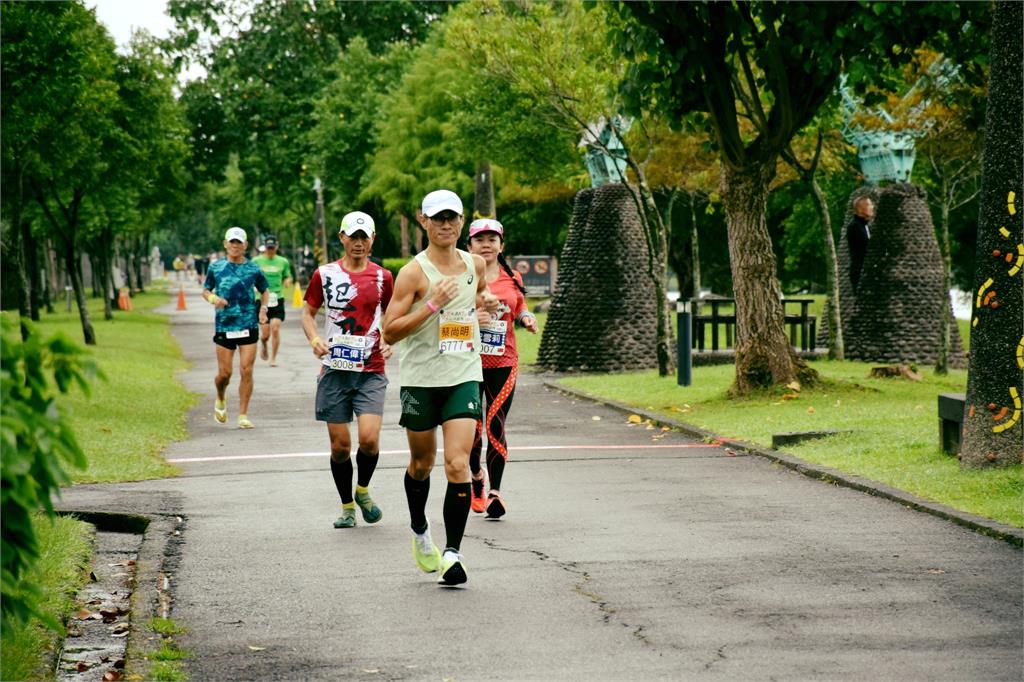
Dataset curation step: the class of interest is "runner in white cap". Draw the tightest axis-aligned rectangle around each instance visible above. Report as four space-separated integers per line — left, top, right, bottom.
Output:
383 189 499 586
302 212 393 529
202 227 270 429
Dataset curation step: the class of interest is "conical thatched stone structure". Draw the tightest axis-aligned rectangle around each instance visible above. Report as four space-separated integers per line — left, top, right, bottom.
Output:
841 182 965 366
537 183 658 372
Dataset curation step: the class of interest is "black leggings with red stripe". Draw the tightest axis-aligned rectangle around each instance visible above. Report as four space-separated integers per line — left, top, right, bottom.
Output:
470 365 517 491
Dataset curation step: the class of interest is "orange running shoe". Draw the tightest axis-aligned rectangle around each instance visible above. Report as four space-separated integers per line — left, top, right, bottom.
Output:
485 491 506 519
470 471 486 513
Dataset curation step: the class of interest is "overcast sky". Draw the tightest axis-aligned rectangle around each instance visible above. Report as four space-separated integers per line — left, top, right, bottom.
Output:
89 0 207 82
89 0 176 49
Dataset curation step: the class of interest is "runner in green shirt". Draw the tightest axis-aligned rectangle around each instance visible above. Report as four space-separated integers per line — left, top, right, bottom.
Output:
252 236 293 366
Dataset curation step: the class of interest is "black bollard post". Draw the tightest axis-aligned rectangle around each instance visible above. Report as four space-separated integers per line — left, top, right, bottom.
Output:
676 299 692 386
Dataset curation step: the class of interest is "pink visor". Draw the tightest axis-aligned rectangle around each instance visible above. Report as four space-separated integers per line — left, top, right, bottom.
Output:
468 218 504 239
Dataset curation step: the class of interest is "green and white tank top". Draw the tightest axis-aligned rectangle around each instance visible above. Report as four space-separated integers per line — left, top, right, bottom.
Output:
397 249 483 387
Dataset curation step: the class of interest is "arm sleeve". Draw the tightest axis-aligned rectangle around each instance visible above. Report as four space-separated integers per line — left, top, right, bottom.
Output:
304 268 324 308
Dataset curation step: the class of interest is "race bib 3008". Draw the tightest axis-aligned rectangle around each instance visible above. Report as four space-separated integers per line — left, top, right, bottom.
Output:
328 334 368 371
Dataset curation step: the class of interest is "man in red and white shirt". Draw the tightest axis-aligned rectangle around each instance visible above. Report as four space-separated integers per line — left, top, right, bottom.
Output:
301 211 394 529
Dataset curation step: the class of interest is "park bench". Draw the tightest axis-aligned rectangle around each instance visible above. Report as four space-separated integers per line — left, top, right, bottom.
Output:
937 392 966 455
690 296 817 353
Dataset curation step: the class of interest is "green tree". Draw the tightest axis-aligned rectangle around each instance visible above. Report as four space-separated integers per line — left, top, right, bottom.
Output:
611 1 985 393
447 0 676 375
2 1 120 345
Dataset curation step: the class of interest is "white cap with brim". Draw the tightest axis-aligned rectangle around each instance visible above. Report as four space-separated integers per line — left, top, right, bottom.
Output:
339 211 375 237
421 189 464 218
225 226 247 242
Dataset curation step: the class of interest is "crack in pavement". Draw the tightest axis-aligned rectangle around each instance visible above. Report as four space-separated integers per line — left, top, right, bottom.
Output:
472 535 651 646
704 644 728 671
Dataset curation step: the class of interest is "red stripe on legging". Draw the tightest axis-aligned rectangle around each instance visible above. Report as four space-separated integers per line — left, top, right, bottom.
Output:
485 364 517 461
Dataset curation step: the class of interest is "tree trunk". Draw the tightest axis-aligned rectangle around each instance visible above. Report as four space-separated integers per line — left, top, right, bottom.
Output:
808 176 844 360
721 161 818 394
474 159 495 219
689 192 702 298
935 200 952 375
134 234 146 294
10 215 32 338
400 214 410 258
43 238 57 314
961 0 1023 467
62 237 96 345
22 220 41 322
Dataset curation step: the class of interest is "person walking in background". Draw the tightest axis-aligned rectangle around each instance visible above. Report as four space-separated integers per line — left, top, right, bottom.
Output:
302 212 393 529
846 196 874 290
253 235 293 366
202 227 269 429
466 219 538 519
383 189 499 586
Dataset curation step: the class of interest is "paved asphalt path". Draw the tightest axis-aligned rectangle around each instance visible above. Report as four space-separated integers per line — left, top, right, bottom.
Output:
70 282 1022 680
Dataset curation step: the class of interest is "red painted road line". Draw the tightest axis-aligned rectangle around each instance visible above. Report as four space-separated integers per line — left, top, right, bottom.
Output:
167 442 721 464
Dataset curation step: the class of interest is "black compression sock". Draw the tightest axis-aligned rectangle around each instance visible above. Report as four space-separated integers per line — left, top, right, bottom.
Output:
443 482 472 552
356 449 378 488
487 452 506 491
404 471 430 534
330 457 353 504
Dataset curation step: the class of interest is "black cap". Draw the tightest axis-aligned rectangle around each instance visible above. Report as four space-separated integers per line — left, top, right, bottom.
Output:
264 236 279 248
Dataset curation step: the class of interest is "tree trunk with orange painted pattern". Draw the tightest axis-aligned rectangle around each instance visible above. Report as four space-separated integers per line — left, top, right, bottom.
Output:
961 0 1024 468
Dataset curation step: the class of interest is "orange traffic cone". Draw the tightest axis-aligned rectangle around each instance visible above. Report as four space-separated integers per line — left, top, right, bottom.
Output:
176 284 187 311
117 287 133 311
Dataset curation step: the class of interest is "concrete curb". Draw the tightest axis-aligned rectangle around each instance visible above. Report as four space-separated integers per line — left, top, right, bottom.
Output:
56 491 186 679
544 379 1024 548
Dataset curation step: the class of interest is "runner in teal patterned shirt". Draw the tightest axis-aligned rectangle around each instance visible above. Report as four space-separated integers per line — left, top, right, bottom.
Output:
202 227 269 429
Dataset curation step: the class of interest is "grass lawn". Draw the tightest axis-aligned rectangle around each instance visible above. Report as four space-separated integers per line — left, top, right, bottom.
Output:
26 288 193 482
558 362 1022 528
1 514 94 682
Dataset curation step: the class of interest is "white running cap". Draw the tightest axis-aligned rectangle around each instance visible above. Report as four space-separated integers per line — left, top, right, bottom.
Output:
339 211 375 237
421 189 463 218
224 226 247 242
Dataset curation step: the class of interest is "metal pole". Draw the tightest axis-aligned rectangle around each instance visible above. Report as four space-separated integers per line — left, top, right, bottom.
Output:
313 177 328 265
676 299 692 386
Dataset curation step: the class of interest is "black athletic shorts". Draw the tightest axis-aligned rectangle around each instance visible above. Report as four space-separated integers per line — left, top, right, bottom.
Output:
265 300 286 321
213 328 259 349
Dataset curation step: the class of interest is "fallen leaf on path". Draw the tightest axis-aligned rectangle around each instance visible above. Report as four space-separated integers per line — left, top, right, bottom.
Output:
362 669 380 674
248 646 266 652
77 662 91 672
102 671 123 681
77 609 103 621
780 393 798 401
927 568 946 574
591 416 601 421
807 407 816 414
786 381 801 392
661 426 671 432
627 414 642 424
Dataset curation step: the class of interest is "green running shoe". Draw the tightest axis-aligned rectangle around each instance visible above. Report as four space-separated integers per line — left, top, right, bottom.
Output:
333 506 356 529
438 549 467 586
354 489 382 524
411 526 442 573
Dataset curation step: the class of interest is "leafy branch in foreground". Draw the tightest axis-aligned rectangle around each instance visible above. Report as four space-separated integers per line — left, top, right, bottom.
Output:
1 315 99 628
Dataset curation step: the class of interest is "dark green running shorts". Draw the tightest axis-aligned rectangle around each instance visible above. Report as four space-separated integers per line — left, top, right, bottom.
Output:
399 381 481 431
